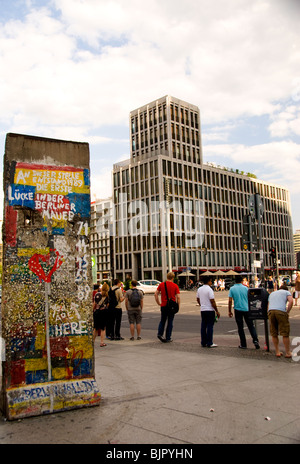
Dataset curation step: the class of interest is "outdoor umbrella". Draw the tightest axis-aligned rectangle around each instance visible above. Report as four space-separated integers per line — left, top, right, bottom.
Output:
178 271 195 277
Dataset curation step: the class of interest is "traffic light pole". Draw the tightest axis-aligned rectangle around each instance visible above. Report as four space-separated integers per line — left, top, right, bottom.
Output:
255 194 265 286
248 216 255 287
164 178 172 273
276 248 280 289
270 246 280 289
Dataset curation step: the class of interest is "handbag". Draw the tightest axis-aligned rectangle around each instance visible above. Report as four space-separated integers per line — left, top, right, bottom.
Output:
164 282 179 314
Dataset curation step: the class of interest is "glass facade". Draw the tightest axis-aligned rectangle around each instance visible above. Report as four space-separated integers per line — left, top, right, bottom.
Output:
112 96 294 281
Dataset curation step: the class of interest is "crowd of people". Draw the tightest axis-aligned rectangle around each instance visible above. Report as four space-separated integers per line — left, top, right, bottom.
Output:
92 272 300 358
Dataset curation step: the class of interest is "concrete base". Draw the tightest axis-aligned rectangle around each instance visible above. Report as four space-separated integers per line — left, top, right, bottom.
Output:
3 378 100 420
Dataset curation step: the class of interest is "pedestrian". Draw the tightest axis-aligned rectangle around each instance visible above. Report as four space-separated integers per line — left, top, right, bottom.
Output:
106 279 125 340
220 279 225 291
92 283 100 302
242 277 249 287
294 272 300 306
267 276 274 294
93 282 109 347
228 275 260 350
155 272 180 343
196 276 220 347
268 283 293 358
125 279 144 340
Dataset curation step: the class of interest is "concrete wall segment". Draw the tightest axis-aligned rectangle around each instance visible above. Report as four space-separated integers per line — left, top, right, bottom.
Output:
4 133 90 168
1 133 100 420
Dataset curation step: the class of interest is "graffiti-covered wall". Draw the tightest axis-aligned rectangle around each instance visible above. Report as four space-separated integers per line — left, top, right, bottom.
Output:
1 133 100 420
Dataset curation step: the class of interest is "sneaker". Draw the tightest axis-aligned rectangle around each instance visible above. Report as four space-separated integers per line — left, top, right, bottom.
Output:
130 337 134 341
254 341 260 349
238 345 247 349
157 335 166 343
115 337 124 340
207 343 218 348
137 336 142 340
165 338 173 343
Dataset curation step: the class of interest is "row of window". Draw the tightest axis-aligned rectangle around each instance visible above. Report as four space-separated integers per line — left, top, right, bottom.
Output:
115 245 293 272
131 124 201 152
131 102 199 135
131 105 167 134
113 177 290 233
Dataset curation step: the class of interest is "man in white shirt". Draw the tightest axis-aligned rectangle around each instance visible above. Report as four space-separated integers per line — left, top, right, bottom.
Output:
197 276 220 347
268 284 293 358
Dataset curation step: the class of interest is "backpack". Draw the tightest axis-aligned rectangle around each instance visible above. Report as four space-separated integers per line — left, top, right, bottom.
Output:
108 287 118 309
94 292 108 310
129 288 141 307
94 292 102 307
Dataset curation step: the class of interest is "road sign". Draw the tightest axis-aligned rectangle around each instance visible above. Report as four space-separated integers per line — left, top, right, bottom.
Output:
248 288 269 320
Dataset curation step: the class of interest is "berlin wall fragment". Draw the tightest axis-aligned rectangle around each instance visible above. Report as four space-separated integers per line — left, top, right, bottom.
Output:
1 133 101 420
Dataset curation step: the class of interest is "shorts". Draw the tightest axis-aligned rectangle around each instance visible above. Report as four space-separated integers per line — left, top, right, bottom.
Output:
127 309 142 325
268 310 290 337
295 291 299 298
93 308 107 331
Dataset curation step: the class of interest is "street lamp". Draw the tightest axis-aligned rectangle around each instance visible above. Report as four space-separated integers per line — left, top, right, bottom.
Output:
164 178 172 273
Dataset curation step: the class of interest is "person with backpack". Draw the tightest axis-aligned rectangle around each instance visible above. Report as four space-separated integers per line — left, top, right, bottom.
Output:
125 280 144 340
106 279 125 340
155 272 180 343
93 282 109 347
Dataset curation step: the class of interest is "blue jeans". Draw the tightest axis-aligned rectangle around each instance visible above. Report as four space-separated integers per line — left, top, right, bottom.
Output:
158 306 175 340
201 311 215 347
234 309 258 347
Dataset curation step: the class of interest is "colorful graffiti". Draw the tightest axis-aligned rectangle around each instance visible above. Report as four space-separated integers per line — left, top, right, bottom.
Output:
2 153 100 420
8 163 90 235
28 249 64 283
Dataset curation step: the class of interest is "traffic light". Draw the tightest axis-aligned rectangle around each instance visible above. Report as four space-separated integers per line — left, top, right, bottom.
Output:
242 214 258 250
270 247 276 261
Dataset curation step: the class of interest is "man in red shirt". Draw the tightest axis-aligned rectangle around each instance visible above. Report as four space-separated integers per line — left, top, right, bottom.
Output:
155 272 180 343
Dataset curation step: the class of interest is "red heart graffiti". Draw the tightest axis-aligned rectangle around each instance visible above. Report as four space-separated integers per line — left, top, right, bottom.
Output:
28 249 63 283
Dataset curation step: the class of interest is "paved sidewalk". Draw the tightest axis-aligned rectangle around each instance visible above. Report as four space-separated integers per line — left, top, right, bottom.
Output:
1 332 299 445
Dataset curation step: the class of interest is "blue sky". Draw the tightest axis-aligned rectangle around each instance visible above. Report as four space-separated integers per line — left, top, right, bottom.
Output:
0 0 300 231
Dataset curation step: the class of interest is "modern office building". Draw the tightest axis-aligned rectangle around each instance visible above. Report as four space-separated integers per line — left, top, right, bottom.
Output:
294 230 300 253
90 198 113 282
294 229 300 270
111 95 295 282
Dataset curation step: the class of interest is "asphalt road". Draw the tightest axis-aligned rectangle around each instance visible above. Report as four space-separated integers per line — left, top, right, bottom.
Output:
120 289 300 340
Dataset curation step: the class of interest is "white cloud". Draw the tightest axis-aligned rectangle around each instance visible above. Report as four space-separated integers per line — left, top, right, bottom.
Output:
1 0 299 133
203 140 300 193
269 105 300 138
90 167 113 201
0 0 300 227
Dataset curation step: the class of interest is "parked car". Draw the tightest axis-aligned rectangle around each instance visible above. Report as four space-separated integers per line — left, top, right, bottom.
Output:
136 280 161 294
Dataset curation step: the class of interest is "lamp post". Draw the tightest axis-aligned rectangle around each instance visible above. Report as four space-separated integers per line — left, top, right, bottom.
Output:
164 178 172 273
